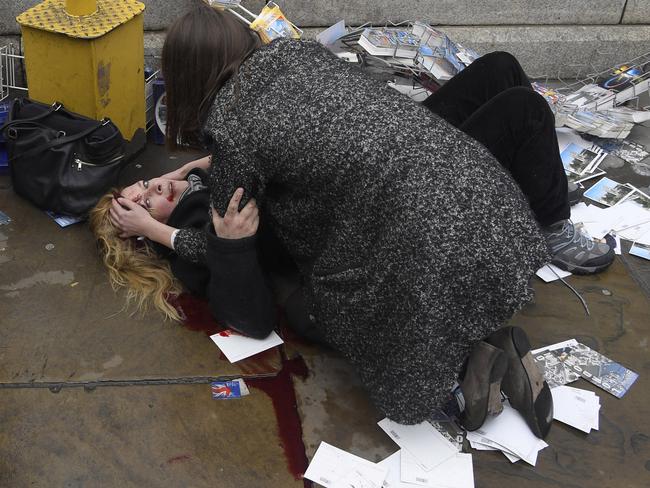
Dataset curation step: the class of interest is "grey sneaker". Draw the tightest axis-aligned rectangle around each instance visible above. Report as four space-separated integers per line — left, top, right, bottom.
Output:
543 219 614 275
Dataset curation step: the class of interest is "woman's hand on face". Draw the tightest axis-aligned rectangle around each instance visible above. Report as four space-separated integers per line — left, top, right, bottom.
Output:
109 197 157 239
212 188 259 239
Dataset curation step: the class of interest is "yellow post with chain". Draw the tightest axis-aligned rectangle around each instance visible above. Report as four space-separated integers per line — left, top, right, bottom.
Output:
17 0 146 140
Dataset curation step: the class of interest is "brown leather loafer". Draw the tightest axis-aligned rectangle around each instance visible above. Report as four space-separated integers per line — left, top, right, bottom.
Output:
458 340 508 431
486 326 553 439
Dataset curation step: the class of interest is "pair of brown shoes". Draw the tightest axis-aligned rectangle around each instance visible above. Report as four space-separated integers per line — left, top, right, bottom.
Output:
458 326 553 439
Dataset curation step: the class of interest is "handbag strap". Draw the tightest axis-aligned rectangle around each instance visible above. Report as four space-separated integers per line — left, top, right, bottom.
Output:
1 101 63 131
8 118 116 162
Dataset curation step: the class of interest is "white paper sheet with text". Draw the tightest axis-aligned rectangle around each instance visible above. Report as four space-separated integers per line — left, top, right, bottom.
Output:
377 419 458 471
304 442 388 488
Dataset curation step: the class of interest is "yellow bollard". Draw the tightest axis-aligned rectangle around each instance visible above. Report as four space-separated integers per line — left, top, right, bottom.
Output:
17 0 146 141
65 0 97 16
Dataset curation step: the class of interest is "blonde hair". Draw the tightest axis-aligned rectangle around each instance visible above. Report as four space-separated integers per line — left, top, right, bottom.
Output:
89 192 183 321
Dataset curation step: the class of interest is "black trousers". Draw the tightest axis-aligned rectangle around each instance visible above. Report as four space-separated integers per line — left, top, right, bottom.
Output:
422 51 570 227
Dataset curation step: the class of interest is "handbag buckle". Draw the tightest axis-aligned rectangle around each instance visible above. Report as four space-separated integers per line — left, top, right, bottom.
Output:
51 102 63 111
57 131 66 138
6 127 18 140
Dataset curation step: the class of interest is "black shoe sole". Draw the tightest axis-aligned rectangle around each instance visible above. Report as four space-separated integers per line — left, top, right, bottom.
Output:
487 327 553 439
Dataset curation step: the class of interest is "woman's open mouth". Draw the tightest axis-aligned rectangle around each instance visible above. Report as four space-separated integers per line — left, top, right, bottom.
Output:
168 182 175 202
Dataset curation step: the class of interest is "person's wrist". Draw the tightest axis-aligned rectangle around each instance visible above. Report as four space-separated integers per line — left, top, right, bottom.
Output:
142 218 160 240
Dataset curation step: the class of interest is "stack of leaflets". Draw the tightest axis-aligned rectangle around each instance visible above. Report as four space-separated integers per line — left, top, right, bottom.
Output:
562 84 616 110
597 62 650 105
466 403 548 465
551 385 600 434
563 110 634 139
304 419 474 488
317 19 480 99
535 54 650 139
357 28 420 60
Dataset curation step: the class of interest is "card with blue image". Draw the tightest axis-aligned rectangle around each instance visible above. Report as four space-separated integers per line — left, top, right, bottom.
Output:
560 342 638 398
211 379 250 399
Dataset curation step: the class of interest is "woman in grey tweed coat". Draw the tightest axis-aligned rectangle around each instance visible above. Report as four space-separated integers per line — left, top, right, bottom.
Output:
162 6 551 426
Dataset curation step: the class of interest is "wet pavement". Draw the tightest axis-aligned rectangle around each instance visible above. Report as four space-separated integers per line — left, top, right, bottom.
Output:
1 112 649 487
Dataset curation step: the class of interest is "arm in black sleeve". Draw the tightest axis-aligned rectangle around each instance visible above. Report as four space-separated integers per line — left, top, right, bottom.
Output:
205 225 276 339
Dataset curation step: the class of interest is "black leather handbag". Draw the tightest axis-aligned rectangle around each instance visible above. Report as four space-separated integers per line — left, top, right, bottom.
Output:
1 98 127 216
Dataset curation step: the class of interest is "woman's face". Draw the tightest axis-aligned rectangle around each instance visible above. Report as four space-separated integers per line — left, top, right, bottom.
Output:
121 177 189 222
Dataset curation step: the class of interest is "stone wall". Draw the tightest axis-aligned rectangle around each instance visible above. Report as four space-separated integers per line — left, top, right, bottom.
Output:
1 0 649 79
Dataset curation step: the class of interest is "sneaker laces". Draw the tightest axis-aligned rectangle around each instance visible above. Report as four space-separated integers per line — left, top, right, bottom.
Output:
561 220 595 251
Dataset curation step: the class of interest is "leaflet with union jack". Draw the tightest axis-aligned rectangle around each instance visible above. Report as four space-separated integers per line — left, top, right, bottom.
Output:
210 379 250 399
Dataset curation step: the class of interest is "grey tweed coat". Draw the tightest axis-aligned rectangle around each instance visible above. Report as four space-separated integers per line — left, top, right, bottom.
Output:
179 39 550 424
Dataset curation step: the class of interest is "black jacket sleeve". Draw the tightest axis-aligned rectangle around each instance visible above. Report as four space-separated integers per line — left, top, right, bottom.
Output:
205 225 276 339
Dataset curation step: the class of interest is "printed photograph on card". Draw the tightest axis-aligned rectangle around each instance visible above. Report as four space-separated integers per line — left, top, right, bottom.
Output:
561 343 639 398
567 170 606 185
560 143 601 175
532 349 580 389
629 241 650 260
622 189 650 212
584 177 635 206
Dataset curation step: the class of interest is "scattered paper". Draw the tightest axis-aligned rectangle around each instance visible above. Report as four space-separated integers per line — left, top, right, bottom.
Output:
400 449 474 488
467 403 548 466
304 442 388 488
209 329 283 363
377 418 458 471
536 264 571 282
551 385 600 433
210 379 250 399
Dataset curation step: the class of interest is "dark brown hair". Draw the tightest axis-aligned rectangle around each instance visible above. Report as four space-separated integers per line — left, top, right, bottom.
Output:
162 3 260 149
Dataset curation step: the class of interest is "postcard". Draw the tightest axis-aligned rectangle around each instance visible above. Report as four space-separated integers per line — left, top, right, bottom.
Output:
210 379 250 399
377 418 457 471
400 450 474 487
532 349 580 388
551 385 600 433
559 342 639 398
468 403 548 466
209 329 283 363
45 211 85 228
535 264 571 283
0 210 10 225
584 177 635 206
560 143 602 175
629 241 650 260
304 442 388 488
567 170 606 185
